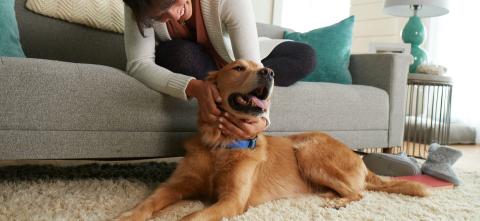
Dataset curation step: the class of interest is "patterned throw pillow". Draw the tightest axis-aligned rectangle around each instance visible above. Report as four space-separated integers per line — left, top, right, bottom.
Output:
0 0 26 57
26 0 124 33
284 16 355 84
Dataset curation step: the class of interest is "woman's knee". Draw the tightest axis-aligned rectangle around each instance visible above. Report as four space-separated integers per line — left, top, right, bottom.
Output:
280 41 316 72
301 43 317 73
262 41 317 86
155 40 216 78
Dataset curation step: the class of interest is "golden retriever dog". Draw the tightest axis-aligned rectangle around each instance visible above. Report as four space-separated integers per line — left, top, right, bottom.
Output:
114 60 428 221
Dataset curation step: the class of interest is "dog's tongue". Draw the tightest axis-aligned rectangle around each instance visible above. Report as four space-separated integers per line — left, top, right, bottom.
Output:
251 97 269 110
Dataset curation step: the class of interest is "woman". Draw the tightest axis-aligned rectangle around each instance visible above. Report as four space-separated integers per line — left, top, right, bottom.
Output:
123 0 315 139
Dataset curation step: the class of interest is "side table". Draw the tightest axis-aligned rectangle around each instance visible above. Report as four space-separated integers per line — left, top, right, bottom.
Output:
403 73 453 158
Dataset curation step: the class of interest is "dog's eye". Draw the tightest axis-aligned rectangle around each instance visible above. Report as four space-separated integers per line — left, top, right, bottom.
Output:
233 66 246 72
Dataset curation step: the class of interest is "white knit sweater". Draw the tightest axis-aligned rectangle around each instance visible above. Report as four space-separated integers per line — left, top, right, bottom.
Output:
124 0 287 125
124 0 285 100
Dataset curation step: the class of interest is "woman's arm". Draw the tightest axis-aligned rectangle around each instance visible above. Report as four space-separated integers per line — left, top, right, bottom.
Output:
219 0 262 65
124 5 195 100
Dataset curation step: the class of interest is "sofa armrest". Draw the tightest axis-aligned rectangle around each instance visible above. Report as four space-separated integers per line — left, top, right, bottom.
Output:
349 53 412 147
256 23 293 39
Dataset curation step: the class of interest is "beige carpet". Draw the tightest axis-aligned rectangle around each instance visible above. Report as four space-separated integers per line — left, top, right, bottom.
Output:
1 165 479 221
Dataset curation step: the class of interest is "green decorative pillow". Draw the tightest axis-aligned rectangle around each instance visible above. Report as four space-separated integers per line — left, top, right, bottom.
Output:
0 0 26 57
284 16 354 84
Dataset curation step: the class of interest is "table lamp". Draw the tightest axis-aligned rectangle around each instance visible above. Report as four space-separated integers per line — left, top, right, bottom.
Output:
384 0 449 73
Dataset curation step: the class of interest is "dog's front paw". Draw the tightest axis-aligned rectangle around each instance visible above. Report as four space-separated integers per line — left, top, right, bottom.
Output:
112 210 143 221
180 211 205 221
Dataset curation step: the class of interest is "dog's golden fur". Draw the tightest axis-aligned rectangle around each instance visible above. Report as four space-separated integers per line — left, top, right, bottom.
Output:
115 60 428 221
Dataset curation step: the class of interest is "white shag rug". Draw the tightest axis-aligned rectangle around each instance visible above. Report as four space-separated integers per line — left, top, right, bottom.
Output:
1 169 479 221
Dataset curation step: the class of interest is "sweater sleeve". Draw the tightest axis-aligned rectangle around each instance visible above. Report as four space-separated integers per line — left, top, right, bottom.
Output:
219 0 262 65
124 5 195 100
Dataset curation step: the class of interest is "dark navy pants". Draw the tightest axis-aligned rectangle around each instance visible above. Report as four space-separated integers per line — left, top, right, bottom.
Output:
155 39 316 86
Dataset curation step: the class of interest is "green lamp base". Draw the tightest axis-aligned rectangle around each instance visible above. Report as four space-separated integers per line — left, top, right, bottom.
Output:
402 15 427 73
410 45 427 73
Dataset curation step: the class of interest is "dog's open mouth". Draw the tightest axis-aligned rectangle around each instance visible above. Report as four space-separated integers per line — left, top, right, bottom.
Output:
228 84 270 115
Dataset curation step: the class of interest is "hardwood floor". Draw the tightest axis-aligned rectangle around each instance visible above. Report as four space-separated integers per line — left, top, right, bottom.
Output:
401 143 480 172
450 144 480 172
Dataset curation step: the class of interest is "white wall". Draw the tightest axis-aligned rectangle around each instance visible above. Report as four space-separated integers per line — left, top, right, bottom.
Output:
251 0 274 24
350 0 408 53
252 0 421 54
280 0 350 32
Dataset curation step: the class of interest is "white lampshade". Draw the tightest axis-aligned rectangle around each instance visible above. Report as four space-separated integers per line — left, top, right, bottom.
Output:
384 0 449 17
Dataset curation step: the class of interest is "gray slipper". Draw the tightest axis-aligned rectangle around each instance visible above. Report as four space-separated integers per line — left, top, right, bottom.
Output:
363 152 421 177
422 162 461 185
398 152 419 165
421 143 463 185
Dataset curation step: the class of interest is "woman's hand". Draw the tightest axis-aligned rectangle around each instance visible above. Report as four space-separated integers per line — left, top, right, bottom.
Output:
186 79 267 139
219 112 267 139
186 79 222 123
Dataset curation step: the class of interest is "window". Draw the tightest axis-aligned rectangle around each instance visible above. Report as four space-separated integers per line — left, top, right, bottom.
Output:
427 1 480 143
277 0 350 32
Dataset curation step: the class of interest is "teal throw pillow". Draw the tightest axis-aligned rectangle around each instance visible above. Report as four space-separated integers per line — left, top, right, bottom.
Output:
284 16 354 84
0 0 26 57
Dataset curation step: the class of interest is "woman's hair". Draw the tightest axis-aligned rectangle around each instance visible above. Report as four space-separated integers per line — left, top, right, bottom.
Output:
123 0 176 37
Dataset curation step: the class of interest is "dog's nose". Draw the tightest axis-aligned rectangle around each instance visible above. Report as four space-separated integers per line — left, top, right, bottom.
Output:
258 68 274 79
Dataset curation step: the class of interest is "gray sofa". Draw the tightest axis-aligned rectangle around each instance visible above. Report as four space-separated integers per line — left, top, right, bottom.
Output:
0 0 411 160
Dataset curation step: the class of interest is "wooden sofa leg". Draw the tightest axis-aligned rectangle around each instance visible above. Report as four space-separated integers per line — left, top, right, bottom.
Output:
382 147 394 154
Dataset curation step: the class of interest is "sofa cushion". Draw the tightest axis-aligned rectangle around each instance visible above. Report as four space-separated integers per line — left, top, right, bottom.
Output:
269 81 389 132
284 16 354 84
1 58 388 134
25 0 124 33
0 57 197 133
0 0 26 57
14 0 126 70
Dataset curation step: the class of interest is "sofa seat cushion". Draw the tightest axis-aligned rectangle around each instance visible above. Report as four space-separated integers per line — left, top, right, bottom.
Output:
1 58 388 134
268 82 389 132
1 57 198 132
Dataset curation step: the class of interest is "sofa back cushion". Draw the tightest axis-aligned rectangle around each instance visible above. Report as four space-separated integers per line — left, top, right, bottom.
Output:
14 0 291 71
15 0 126 70
25 0 125 34
0 0 26 57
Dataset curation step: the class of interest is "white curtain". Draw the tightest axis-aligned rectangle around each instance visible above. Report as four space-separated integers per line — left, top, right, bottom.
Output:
427 2 480 143
279 0 350 32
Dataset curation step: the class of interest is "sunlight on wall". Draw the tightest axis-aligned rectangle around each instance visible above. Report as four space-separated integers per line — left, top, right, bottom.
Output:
428 2 480 143
280 0 350 32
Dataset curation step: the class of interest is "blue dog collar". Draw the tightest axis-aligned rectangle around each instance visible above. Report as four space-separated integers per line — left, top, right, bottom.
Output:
226 138 257 149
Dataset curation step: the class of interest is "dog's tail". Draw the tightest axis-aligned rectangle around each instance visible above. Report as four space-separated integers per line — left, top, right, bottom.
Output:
365 170 429 197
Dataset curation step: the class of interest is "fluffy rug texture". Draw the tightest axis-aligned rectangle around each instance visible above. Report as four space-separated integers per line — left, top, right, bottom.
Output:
0 162 479 221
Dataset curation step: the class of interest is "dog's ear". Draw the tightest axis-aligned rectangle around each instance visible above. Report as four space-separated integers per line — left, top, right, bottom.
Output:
205 71 218 83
